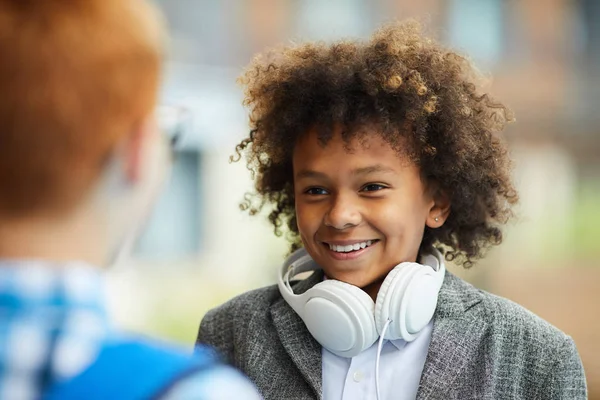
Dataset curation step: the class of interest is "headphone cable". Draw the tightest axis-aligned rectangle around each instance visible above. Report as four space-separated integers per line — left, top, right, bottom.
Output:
375 318 392 400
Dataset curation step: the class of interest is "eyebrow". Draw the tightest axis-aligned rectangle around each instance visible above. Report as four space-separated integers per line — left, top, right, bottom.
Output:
295 164 396 180
352 165 396 175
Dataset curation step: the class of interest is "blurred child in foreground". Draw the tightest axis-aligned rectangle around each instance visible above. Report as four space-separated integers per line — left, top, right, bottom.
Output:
0 1 260 398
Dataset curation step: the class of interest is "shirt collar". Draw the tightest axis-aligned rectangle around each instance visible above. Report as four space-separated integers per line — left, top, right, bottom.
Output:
388 338 407 351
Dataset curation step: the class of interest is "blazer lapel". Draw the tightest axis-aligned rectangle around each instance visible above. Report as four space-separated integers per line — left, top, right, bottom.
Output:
271 270 324 398
417 272 486 400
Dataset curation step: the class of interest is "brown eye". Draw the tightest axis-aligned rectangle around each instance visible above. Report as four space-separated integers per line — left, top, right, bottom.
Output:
361 184 387 192
305 187 329 195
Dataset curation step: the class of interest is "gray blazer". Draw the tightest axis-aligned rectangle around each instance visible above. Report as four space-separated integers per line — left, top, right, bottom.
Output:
196 271 587 399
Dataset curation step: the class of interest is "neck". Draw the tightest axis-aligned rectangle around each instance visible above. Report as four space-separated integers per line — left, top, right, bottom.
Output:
361 250 426 301
362 278 385 302
0 205 108 268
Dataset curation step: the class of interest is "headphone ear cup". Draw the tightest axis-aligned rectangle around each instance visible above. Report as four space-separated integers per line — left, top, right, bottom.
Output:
400 268 441 336
374 266 399 333
302 280 378 358
375 262 422 340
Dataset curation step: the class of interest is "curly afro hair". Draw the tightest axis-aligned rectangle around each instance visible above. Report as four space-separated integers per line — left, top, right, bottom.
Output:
234 21 518 267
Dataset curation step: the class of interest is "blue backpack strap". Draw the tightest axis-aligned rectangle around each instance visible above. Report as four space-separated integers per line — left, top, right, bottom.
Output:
43 340 218 400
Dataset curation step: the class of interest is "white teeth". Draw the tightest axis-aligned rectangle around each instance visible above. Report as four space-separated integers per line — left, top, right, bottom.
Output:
328 241 375 253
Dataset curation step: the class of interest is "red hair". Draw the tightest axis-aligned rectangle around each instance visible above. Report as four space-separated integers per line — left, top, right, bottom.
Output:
0 0 164 216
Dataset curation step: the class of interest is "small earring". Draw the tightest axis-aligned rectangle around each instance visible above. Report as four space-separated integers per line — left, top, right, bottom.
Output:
434 217 439 222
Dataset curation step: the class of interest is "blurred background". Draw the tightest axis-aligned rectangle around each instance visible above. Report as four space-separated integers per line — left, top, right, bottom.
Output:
105 0 600 397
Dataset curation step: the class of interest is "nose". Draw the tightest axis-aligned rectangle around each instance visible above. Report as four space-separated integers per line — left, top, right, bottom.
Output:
323 192 362 230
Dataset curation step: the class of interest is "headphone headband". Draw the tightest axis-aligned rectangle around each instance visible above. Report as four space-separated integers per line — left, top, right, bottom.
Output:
280 248 444 288
277 249 319 316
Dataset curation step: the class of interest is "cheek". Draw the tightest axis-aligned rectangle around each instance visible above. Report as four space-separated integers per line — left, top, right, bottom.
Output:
368 199 428 236
295 202 320 237
369 200 404 224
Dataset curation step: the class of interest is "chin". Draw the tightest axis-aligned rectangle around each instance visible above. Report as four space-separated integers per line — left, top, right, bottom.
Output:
322 267 372 287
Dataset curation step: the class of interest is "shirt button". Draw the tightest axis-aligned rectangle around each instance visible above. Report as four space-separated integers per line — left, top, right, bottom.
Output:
353 370 363 382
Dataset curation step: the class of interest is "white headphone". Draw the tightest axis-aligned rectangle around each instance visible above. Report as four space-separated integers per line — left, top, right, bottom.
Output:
278 247 446 358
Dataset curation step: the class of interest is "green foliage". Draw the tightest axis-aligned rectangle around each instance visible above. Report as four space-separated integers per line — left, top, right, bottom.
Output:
570 183 600 263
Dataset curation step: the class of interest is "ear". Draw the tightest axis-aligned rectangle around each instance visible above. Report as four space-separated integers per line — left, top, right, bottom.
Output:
425 187 451 229
124 117 155 184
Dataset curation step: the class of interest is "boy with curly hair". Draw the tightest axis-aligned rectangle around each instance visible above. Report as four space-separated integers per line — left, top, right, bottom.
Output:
196 21 587 399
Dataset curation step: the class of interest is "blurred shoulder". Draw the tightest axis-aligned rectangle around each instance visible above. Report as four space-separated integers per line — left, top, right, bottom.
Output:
479 285 571 347
464 276 585 395
202 283 282 323
197 283 283 355
443 272 570 346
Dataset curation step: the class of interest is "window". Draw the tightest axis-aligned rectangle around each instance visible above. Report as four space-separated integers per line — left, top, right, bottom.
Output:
447 0 504 68
293 0 373 40
579 0 600 67
134 150 202 261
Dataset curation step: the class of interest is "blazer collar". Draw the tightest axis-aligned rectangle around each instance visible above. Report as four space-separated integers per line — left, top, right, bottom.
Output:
271 270 324 398
417 271 486 400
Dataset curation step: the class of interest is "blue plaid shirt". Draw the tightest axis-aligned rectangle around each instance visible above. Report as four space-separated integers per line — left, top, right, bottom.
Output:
0 261 261 400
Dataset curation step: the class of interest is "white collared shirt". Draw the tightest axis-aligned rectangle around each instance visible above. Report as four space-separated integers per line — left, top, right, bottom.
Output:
322 321 433 400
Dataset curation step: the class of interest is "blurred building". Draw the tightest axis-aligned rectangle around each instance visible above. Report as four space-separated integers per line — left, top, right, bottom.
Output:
107 0 600 396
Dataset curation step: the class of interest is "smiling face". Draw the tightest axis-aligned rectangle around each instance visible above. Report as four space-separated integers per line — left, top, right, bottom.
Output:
293 125 449 299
